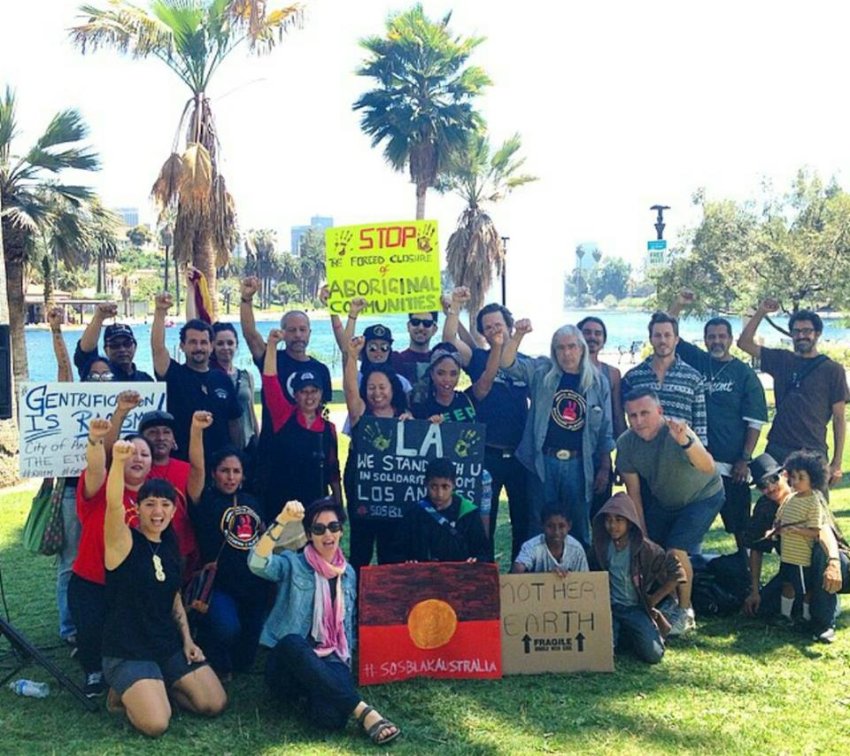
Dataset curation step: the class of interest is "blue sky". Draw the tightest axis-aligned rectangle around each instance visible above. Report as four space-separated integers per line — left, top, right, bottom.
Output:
3 0 849 320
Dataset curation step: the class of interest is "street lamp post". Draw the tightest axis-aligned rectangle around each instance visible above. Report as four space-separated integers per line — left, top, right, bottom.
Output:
500 236 509 306
161 226 173 290
650 204 670 240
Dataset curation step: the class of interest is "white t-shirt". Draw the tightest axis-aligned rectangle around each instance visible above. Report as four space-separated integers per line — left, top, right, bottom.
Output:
514 534 588 573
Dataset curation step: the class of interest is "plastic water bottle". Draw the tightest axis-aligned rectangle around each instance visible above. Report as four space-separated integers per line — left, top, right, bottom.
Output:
8 679 49 698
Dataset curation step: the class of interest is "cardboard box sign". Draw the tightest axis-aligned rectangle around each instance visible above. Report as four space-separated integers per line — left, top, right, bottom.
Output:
358 562 502 685
500 572 614 674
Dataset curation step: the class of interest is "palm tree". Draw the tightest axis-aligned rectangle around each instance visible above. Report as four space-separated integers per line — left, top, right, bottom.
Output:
444 130 536 338
244 228 277 308
0 87 100 383
70 0 303 318
354 4 490 219
298 226 325 301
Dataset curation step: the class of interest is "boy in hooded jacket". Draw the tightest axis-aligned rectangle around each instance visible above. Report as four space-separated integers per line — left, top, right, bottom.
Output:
590 493 685 664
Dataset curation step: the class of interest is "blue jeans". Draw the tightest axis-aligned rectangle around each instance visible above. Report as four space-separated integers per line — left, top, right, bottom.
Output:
57 481 81 640
645 489 725 554
483 448 531 562
195 589 265 675
265 635 360 730
808 546 847 634
611 603 664 664
531 455 588 546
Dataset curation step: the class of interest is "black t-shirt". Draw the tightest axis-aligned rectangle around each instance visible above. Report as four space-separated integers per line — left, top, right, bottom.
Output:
466 348 530 449
411 390 476 423
102 528 181 661
74 341 154 382
543 372 585 451
189 487 268 604
158 359 240 462
252 350 332 405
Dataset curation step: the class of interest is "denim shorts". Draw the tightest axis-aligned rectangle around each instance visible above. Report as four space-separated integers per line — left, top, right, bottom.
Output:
645 489 725 553
103 650 208 696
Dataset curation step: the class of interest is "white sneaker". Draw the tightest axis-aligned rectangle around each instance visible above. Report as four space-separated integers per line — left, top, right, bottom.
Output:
669 607 696 637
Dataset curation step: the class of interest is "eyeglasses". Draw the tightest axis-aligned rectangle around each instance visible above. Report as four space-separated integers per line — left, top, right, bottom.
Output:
790 328 815 337
86 372 114 382
367 344 390 353
107 339 135 349
756 474 780 490
409 318 436 328
310 521 343 535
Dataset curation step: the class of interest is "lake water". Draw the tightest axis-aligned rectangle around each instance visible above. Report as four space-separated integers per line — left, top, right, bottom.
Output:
24 309 848 384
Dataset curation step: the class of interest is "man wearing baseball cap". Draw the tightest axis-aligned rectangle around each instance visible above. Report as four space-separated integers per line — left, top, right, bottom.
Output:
73 302 153 381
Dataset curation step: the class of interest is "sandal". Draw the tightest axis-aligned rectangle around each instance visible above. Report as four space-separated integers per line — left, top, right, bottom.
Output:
357 705 401 746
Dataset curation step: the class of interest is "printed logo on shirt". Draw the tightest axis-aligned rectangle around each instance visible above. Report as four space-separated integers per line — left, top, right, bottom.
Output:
550 389 586 431
214 387 230 401
219 504 262 550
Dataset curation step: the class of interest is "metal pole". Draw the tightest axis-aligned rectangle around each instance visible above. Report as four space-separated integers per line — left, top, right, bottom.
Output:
500 236 509 306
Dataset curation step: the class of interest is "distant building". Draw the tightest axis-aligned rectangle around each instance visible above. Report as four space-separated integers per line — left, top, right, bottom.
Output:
291 215 334 255
114 207 140 227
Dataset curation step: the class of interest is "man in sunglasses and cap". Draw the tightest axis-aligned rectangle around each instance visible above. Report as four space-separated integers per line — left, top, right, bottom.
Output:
73 302 154 382
742 453 848 642
391 311 440 385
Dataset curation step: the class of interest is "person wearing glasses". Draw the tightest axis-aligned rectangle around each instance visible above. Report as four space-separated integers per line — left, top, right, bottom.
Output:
248 498 401 746
74 302 154 382
742 453 847 643
738 299 849 486
390 311 440 384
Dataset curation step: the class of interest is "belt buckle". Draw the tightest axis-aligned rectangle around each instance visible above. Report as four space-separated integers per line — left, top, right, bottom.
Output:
555 449 571 461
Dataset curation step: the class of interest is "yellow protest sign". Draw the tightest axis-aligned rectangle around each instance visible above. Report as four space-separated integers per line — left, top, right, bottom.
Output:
325 220 440 315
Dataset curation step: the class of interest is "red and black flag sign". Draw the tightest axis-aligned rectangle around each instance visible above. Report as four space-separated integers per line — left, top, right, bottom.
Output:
358 561 502 685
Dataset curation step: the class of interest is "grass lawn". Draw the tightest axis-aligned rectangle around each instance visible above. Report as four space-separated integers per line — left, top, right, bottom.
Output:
1 417 849 754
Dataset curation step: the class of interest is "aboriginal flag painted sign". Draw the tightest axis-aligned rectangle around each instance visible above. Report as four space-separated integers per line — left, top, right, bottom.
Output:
358 562 502 685
349 417 485 521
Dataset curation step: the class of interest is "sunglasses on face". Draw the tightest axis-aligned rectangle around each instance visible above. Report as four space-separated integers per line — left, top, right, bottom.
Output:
86 372 114 382
367 344 390 353
409 318 436 328
756 474 781 490
310 521 343 536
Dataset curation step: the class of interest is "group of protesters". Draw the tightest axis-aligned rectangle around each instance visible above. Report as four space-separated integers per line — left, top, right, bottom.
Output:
42 272 850 742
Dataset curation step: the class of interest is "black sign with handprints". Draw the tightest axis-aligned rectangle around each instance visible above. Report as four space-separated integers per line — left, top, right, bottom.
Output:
349 418 486 521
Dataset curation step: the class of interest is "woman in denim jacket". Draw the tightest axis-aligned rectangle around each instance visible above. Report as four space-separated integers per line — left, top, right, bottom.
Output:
502 322 614 547
249 497 400 746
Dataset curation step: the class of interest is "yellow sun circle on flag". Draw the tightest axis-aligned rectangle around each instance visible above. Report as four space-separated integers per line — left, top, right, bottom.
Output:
407 599 458 649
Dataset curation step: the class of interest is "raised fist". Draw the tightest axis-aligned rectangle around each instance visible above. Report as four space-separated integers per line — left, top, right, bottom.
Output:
267 328 284 346
347 335 365 357
759 297 780 314
191 410 213 430
95 302 119 319
279 500 305 523
47 307 64 331
154 292 173 312
112 439 135 462
116 390 142 412
241 277 260 300
348 297 368 317
88 417 111 441
514 318 533 337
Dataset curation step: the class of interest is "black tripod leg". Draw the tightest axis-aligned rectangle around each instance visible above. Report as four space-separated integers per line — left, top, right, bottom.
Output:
0 618 97 712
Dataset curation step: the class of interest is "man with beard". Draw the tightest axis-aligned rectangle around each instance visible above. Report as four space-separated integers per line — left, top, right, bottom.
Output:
443 287 531 561
578 317 626 438
668 291 768 554
73 302 153 382
152 293 241 462
391 312 440 384
738 299 848 485
621 312 707 444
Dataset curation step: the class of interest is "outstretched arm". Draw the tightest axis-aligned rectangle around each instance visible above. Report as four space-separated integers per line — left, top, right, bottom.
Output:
737 298 779 359
48 307 73 382
152 292 173 378
471 331 504 400
79 302 117 355
83 417 112 498
240 277 266 361
104 390 141 456
667 288 695 321
501 318 531 368
343 337 367 423
442 287 473 366
104 440 135 570
187 411 212 503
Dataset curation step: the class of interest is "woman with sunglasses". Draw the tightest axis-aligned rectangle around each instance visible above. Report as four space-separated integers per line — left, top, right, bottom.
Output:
343 336 411 571
187 411 268 679
249 498 400 746
101 441 226 735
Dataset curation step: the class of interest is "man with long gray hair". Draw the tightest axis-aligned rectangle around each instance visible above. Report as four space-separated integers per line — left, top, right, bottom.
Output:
501 321 614 547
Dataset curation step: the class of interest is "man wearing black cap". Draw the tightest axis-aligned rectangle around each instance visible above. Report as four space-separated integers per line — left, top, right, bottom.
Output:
74 302 154 381
742 453 847 643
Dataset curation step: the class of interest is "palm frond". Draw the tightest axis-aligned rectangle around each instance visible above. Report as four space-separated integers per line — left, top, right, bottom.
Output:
151 152 184 209
72 1 175 58
0 86 18 161
179 142 213 210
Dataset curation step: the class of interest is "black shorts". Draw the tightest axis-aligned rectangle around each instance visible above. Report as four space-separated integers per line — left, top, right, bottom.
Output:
720 476 752 534
103 650 208 696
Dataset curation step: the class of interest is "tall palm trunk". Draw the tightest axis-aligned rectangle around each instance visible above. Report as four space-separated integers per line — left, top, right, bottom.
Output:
415 182 427 220
194 229 219 321
0 205 19 482
1 219 30 385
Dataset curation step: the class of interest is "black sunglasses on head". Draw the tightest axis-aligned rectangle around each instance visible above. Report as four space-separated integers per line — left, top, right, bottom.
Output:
409 317 436 328
310 521 343 536
756 474 781 490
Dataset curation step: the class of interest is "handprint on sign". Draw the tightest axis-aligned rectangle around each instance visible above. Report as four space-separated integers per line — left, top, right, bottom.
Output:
335 230 353 257
561 400 578 423
362 423 392 452
417 223 435 252
454 428 481 458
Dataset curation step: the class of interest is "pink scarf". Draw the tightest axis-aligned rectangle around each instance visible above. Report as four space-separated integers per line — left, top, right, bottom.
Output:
303 543 349 662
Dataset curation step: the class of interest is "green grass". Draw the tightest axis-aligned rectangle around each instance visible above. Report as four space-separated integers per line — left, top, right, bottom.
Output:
1 435 849 754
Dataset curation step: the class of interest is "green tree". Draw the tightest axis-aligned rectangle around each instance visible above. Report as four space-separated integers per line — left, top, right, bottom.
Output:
0 86 100 382
70 0 303 318
244 228 277 308
126 224 154 247
444 130 536 335
354 4 490 219
588 257 631 301
298 227 325 301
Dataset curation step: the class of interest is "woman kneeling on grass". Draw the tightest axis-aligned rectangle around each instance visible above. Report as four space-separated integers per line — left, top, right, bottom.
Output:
103 440 227 737
248 497 400 746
